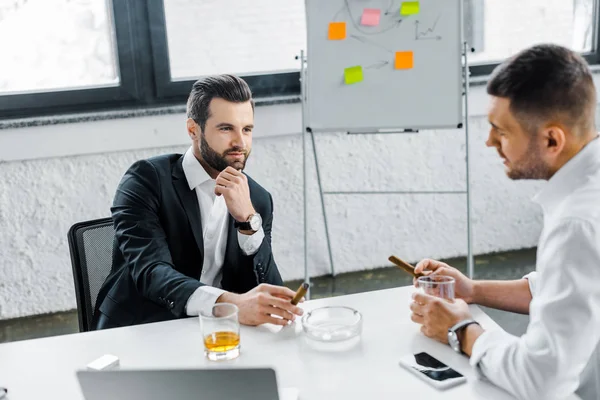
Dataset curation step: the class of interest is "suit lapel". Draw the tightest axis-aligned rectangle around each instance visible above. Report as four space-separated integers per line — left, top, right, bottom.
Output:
172 157 204 254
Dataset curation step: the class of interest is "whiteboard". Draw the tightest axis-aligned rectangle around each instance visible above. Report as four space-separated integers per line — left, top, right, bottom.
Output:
305 0 464 132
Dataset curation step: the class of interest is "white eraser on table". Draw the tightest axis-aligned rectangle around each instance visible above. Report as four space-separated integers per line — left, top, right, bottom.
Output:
86 354 120 371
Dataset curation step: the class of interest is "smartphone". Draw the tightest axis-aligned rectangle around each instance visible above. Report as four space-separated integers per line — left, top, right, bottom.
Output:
399 352 466 390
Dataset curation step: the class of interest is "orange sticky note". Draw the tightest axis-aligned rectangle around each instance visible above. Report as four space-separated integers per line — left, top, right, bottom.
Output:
395 51 414 69
328 22 346 40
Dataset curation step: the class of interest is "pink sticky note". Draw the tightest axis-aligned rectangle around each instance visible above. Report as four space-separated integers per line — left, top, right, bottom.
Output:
361 8 381 26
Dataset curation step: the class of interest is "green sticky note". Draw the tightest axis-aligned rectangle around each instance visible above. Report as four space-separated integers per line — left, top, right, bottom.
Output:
400 1 420 15
344 66 363 85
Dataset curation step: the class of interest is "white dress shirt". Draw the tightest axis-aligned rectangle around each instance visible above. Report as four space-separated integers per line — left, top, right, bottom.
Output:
180 147 265 316
470 137 600 400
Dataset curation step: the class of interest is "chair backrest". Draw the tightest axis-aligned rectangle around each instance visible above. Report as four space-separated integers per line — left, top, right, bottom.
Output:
67 218 115 332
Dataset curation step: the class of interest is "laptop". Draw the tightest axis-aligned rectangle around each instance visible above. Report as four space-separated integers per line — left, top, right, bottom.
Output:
77 368 280 400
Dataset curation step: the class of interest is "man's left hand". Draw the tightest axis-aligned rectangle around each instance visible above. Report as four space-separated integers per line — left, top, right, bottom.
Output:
215 167 255 222
409 292 473 344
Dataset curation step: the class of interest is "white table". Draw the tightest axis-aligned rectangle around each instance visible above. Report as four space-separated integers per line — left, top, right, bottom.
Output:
0 287 517 399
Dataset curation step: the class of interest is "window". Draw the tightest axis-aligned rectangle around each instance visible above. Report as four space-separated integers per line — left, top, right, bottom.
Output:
0 0 599 119
163 0 306 80
147 0 301 99
0 0 118 94
0 0 139 119
468 0 598 70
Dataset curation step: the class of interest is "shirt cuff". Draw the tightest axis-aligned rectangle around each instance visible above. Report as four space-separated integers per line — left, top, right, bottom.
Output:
522 271 537 297
469 328 516 380
185 286 226 316
237 226 265 256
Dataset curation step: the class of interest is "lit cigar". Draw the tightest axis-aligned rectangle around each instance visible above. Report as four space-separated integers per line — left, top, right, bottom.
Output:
388 255 424 278
291 282 310 305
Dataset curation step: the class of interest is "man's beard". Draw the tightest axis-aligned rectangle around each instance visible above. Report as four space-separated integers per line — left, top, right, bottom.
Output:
505 140 552 180
200 133 250 172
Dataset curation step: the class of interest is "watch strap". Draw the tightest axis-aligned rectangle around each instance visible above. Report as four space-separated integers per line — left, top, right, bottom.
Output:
234 220 252 230
448 319 480 354
449 319 480 336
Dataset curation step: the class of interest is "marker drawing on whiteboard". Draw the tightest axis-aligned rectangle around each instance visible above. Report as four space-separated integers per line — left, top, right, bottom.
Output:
383 0 398 15
415 15 442 41
332 5 345 21
343 0 403 35
366 60 390 70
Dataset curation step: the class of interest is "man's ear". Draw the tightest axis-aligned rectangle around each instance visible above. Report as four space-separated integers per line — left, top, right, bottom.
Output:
186 118 199 140
541 125 566 156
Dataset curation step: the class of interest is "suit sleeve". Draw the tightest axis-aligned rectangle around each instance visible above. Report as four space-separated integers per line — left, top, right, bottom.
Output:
111 160 202 317
251 192 283 285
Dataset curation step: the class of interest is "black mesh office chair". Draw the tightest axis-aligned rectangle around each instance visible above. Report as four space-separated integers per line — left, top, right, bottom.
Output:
67 218 114 332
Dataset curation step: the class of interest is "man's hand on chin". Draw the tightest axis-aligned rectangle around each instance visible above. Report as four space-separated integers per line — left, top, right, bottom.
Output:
214 167 255 223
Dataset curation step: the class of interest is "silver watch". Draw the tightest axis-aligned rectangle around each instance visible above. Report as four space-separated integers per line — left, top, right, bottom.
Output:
248 213 262 231
234 213 262 232
448 319 479 354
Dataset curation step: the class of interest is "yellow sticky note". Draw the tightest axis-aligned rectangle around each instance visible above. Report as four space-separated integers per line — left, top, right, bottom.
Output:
400 1 420 16
328 22 346 40
344 66 363 84
395 51 414 69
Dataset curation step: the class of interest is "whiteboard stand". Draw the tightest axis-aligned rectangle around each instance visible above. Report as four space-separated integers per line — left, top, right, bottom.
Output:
300 50 309 298
299 42 476 286
463 41 475 279
309 128 337 279
299 50 337 300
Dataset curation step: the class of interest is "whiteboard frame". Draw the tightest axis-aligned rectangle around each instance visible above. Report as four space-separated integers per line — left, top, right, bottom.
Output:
304 0 464 133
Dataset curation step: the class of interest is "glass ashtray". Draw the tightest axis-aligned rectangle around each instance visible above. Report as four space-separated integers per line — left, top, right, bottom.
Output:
301 306 362 342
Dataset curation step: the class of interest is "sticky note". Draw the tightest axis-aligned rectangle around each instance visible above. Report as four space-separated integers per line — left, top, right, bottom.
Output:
400 1 420 15
328 22 346 40
344 66 363 84
395 51 414 69
361 8 381 26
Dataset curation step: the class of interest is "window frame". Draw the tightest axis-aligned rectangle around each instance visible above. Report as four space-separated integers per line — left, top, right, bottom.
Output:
0 0 142 119
144 0 300 100
0 0 598 120
468 0 600 76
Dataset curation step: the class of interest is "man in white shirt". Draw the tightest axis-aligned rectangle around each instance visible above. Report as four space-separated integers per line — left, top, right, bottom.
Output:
93 75 303 329
409 44 600 399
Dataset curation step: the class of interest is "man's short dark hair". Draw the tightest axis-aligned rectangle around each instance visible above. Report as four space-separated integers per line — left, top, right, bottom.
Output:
186 74 254 132
487 44 596 136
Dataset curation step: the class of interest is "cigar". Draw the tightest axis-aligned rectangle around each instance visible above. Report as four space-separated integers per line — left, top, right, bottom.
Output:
291 282 310 305
388 255 424 278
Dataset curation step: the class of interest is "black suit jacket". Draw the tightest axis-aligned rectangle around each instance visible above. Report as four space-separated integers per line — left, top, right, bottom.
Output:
92 154 282 329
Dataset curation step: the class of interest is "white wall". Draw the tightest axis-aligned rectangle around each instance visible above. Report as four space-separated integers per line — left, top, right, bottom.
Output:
0 82 553 320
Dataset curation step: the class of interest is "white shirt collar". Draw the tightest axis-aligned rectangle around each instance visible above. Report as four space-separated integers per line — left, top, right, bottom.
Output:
533 136 600 213
182 146 213 190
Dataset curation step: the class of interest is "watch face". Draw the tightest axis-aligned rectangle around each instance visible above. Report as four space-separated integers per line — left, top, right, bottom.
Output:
448 331 461 353
249 214 262 231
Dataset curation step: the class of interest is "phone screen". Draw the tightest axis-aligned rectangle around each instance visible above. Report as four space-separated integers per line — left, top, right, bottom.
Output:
406 352 464 382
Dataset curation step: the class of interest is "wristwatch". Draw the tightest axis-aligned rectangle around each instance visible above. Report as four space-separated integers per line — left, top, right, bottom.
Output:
234 213 262 232
448 319 480 354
